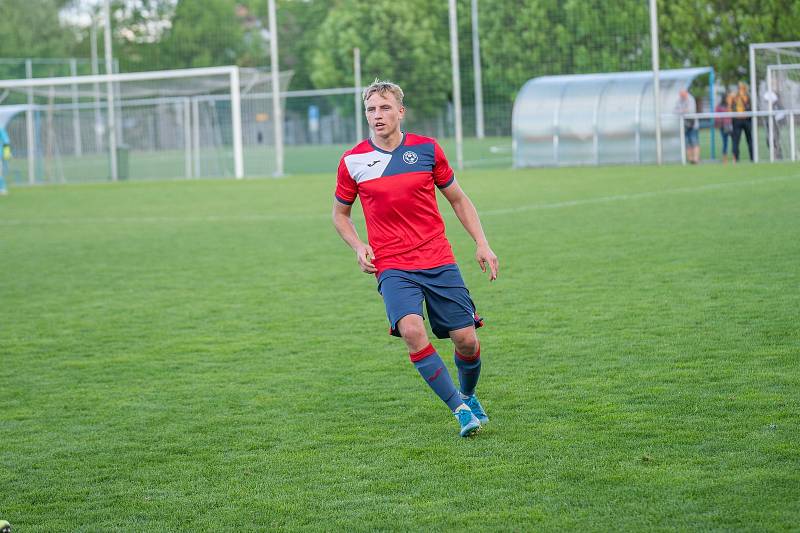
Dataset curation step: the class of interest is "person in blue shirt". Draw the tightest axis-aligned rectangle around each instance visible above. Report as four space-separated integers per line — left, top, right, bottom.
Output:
0 126 11 195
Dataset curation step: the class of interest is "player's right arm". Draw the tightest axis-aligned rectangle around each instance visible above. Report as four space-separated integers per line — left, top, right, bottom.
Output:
332 200 376 274
332 154 376 274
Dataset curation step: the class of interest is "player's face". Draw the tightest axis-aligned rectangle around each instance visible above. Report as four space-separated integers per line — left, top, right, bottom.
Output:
365 92 404 139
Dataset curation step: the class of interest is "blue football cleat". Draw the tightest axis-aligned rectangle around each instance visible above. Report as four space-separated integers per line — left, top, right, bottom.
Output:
455 407 481 437
464 395 489 424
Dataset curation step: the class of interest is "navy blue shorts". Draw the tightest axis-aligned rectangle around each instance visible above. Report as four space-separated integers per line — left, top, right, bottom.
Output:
377 263 483 339
685 127 699 147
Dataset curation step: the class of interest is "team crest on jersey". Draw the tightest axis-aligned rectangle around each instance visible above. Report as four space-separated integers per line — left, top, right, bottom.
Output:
402 150 418 164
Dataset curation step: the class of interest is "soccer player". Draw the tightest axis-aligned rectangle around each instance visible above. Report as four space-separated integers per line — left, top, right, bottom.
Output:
332 80 499 437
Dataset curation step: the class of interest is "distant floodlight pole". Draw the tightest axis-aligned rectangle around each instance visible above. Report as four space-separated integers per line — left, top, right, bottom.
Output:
649 0 662 165
767 65 775 162
749 44 759 163
103 0 118 181
354 47 363 142
25 59 35 184
183 98 192 178
471 0 484 139
70 59 82 156
230 67 244 179
90 19 102 151
448 0 464 170
268 0 283 177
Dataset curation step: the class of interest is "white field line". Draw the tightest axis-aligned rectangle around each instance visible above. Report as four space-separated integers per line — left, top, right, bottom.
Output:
1 174 798 226
479 173 800 216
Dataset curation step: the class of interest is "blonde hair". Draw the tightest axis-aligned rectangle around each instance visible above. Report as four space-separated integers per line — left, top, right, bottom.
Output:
362 79 404 107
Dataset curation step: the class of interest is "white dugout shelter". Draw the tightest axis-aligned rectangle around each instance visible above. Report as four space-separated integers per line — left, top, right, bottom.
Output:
513 67 713 167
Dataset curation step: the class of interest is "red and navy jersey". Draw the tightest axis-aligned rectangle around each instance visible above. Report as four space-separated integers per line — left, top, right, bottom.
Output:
335 132 456 275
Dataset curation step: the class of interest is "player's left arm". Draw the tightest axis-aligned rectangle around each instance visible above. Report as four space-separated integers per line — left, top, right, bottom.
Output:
440 181 498 281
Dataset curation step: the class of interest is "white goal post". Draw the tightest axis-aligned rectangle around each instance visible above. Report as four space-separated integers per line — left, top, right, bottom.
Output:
765 63 800 162
749 41 800 163
0 66 244 183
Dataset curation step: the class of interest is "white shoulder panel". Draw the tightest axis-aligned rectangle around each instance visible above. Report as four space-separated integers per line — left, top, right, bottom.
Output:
344 151 392 184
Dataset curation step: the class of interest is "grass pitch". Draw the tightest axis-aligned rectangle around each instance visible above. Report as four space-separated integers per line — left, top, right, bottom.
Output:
4 136 512 184
1 163 798 530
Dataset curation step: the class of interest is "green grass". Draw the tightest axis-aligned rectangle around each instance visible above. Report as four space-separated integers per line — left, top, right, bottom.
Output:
1 163 798 531
4 136 513 184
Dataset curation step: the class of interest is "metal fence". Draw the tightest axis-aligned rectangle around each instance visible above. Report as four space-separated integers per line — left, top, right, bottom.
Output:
679 109 800 164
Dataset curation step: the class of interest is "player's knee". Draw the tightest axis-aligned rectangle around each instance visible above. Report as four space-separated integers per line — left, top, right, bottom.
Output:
453 332 479 358
397 315 428 347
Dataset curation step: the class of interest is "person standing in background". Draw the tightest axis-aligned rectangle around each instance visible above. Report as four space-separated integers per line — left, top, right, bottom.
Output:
715 93 734 164
0 126 11 195
675 89 700 164
731 82 753 162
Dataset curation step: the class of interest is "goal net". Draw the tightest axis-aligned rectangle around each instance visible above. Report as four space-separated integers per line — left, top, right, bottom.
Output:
750 42 800 162
0 66 292 184
764 63 800 161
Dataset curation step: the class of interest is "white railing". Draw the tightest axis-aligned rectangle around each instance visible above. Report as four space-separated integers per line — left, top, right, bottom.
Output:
678 109 799 165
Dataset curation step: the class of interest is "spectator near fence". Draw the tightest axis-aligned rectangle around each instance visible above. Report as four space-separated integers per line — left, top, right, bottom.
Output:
715 93 734 164
732 82 753 162
675 89 700 164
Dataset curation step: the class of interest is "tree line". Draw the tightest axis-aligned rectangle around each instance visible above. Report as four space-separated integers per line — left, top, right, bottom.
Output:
2 0 798 109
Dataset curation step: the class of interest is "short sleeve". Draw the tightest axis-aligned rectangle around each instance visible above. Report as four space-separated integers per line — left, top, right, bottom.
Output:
433 141 455 189
335 156 357 205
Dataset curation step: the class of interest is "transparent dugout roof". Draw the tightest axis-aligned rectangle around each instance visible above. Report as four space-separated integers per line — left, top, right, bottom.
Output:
513 67 713 166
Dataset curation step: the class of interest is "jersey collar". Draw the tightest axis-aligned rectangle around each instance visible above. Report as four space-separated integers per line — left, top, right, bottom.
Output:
369 132 406 154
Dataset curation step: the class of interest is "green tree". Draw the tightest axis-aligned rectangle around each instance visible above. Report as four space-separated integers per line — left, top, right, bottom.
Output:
103 0 178 72
310 0 452 115
233 0 331 89
0 0 77 78
478 0 650 105
659 0 800 86
105 0 264 71
6 0 800 123
273 0 331 90
157 0 255 69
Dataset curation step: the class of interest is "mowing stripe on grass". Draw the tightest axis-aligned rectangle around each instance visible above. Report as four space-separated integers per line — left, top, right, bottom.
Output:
1 173 797 226
481 173 800 215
